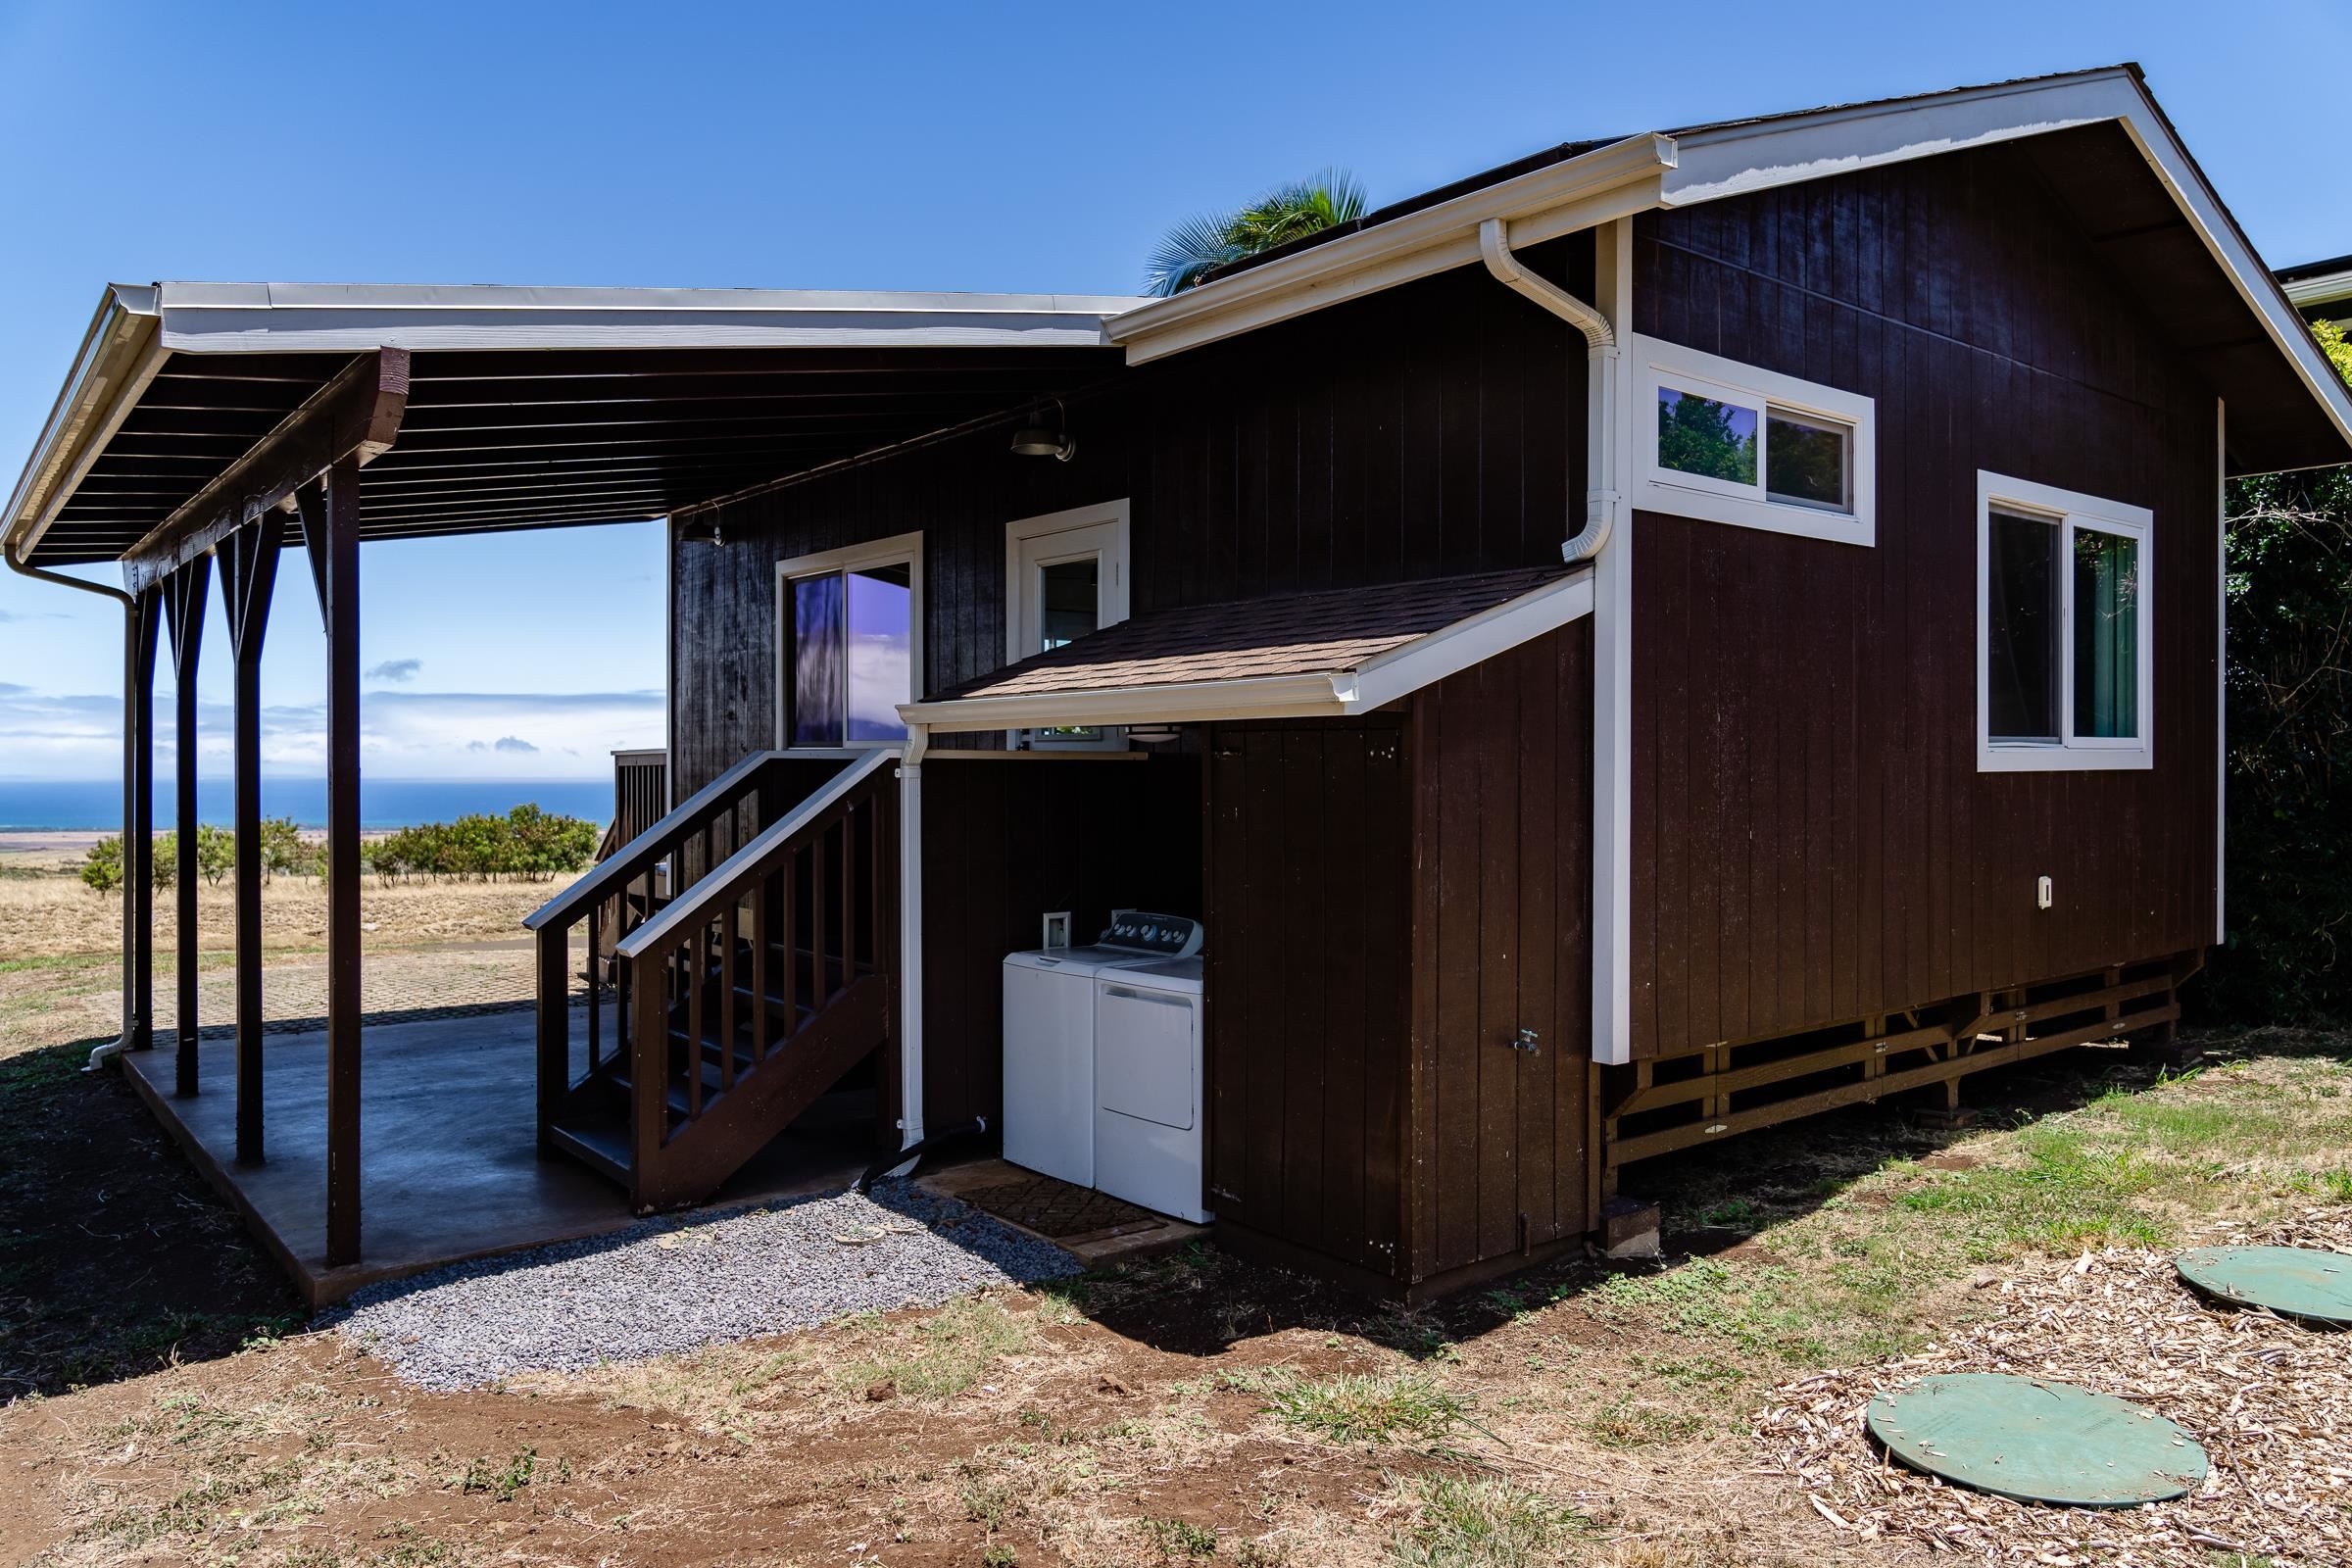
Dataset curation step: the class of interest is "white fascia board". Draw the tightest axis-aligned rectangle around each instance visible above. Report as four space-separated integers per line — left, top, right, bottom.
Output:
1108 135 1676 366
902 569 1594 734
905 671 1351 734
6 285 165 564
1663 69 2352 466
151 280 1144 355
1344 569 1594 709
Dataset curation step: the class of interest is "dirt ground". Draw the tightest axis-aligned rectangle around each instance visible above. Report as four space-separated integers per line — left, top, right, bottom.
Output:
0 998 2344 1565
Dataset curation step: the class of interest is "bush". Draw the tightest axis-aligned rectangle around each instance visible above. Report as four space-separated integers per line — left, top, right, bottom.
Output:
79 836 122 895
369 806 599 882
2202 320 2352 1024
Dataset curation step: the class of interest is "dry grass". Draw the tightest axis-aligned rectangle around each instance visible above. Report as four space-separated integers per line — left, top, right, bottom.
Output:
0 864 579 961
3 1029 2347 1566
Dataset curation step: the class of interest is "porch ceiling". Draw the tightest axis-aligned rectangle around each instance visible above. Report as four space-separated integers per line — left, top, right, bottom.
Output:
8 284 1135 569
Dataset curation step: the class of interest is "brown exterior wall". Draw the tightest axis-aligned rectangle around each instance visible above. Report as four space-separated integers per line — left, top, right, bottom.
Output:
1407 624 1594 1281
1203 718 1411 1282
668 235 1599 1180
1626 141 2221 1061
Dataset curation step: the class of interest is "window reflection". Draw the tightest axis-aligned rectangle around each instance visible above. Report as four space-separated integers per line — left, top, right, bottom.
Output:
1657 386 1759 485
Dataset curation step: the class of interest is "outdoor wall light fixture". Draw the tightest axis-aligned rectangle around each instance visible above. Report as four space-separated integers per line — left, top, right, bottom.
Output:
1009 399 1077 463
691 517 723 547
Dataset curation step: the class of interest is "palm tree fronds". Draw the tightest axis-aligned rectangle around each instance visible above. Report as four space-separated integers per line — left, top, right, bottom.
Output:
1145 168 1370 296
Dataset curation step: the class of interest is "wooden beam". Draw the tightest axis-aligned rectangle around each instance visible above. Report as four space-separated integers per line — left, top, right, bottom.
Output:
219 519 282 1164
123 589 161 1054
122 350 409 597
163 557 211 1097
321 458 363 1267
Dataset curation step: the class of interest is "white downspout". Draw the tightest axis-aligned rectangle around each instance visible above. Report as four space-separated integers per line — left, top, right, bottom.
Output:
1480 216 1636 1070
1478 218 1622 561
892 724 928 1173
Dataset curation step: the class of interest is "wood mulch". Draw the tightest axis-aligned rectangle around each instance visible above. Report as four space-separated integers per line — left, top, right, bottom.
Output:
1760 1211 2352 1566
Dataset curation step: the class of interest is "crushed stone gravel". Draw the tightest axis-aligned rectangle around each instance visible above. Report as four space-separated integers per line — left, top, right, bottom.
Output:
328 1181 1078 1390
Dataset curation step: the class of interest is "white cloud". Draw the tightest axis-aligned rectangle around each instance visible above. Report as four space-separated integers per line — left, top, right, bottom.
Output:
0 685 663 780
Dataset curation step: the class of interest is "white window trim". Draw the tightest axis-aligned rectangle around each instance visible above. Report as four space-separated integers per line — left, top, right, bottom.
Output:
1004 500 1131 751
773 529 925 753
1629 332 1876 547
1976 471 2154 773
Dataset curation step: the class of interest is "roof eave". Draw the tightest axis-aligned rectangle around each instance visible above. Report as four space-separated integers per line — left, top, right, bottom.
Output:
1106 134 1677 366
5 284 164 568
902 566 1594 734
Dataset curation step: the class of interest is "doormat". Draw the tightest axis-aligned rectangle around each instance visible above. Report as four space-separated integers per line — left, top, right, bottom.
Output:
957 1176 1167 1241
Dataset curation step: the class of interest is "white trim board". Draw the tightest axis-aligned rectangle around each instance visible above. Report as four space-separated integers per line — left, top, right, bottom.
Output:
772 530 926 753
902 569 1593 734
1975 470 2155 774
1004 499 1133 753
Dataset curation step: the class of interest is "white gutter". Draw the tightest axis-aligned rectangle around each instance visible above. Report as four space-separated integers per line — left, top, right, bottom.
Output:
1109 134 1676 365
1477 219 1622 562
5 286 166 567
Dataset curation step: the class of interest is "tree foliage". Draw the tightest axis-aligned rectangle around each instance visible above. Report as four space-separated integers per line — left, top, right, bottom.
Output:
1655 389 1756 485
368 805 599 882
2203 318 2352 1021
1145 169 1369 297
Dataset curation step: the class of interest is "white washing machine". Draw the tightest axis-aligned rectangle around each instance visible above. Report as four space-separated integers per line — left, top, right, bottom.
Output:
1001 912 1200 1190
1094 953 1210 1223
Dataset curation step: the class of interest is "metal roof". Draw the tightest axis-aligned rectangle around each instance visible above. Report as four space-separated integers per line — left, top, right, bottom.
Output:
6 284 1138 568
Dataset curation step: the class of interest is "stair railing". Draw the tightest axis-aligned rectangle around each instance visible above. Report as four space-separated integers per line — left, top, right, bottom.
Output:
524 748 848 1136
612 747 900 1207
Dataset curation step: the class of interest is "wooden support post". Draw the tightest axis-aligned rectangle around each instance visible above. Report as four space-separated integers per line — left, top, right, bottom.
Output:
124 590 162 1053
220 520 281 1163
163 557 212 1096
312 463 365 1267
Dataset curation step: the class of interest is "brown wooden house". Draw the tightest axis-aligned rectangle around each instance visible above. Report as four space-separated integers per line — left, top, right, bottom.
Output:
10 66 2352 1303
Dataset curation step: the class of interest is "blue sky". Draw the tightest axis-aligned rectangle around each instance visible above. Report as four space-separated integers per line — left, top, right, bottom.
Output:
2 0 2343 780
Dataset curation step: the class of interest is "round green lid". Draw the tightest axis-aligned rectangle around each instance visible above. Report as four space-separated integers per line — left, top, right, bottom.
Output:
1866 1373 2207 1507
2177 1245 2352 1327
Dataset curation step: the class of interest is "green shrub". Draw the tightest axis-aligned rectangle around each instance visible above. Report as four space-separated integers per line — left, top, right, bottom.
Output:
2207 322 2352 1023
370 806 598 883
80 836 122 895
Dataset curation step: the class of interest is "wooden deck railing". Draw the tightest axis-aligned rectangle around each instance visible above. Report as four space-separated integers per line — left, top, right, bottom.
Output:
597 748 670 862
610 748 899 1207
524 748 849 1136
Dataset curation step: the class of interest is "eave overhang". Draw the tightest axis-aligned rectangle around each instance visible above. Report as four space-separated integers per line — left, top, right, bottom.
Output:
903 567 1594 734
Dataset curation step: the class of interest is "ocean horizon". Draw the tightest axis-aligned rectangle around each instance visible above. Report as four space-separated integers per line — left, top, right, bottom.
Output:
0 778 613 833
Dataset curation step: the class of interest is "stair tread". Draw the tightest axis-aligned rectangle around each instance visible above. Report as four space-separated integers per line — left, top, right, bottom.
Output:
547 1116 632 1186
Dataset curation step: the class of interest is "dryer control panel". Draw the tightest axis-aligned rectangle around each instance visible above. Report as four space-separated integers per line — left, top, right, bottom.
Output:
1101 910 1203 959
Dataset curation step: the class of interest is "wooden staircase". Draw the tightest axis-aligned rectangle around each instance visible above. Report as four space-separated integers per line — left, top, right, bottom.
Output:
526 749 900 1210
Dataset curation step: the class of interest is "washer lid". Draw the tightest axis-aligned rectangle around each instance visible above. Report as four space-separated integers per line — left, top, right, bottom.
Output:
1005 945 1161 978
1105 956 1202 995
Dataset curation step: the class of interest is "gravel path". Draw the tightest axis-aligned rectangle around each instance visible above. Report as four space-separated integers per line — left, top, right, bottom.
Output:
329 1181 1078 1390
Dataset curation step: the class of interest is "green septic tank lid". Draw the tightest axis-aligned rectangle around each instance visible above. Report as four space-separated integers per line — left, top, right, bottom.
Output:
1865 1373 2208 1507
2177 1245 2352 1327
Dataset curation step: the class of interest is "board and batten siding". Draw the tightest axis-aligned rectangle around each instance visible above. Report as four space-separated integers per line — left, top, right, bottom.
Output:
1625 141 2221 1062
1407 624 1594 1282
1203 621 1595 1294
666 233 1595 801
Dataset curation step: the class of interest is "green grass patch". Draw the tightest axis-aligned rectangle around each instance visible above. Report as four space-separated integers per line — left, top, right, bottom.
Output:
1140 1514 1219 1557
836 1295 1033 1401
1250 1370 1468 1446
1385 1473 1589 1567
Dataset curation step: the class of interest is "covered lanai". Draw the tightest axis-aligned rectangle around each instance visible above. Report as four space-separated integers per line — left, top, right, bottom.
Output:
3 282 1136 1293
